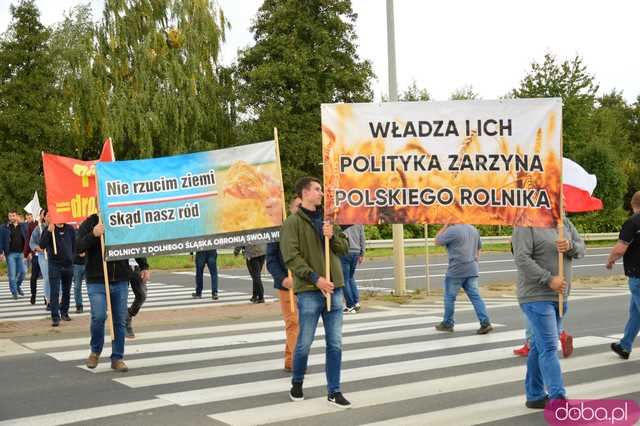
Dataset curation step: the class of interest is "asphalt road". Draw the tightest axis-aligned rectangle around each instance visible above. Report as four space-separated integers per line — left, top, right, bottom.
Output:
0 284 638 426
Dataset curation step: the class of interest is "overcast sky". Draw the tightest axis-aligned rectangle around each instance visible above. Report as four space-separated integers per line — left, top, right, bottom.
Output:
1 0 638 102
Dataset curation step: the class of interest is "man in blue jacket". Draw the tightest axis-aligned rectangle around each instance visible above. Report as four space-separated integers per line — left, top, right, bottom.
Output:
266 196 301 372
4 210 28 298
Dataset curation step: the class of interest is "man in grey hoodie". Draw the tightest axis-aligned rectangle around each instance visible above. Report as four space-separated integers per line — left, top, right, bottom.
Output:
512 216 584 409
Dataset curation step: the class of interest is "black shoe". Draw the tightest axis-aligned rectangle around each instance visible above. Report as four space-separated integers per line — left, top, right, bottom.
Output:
52 318 60 327
61 313 71 321
191 293 202 299
212 292 219 300
17 288 24 296
477 323 494 335
30 294 36 305
76 305 83 313
435 322 454 332
255 298 265 304
12 294 18 300
46 303 51 311
328 392 352 409
43 297 47 305
250 297 257 303
611 342 630 360
125 315 135 338
289 382 304 401
525 395 549 409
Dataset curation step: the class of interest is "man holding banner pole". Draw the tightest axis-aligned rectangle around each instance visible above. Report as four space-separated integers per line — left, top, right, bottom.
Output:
77 213 143 372
280 177 351 408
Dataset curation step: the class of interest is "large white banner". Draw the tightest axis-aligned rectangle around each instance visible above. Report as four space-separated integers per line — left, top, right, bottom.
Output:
322 98 562 227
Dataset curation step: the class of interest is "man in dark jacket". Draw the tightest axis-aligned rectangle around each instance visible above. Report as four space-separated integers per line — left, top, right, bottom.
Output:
76 213 149 372
23 212 41 305
40 220 76 326
266 196 301 372
4 210 28 298
280 177 351 408
607 191 640 360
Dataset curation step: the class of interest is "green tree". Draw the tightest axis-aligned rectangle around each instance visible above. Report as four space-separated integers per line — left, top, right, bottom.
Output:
0 0 63 213
49 4 104 160
450 85 479 100
94 0 231 159
513 53 598 158
235 0 374 192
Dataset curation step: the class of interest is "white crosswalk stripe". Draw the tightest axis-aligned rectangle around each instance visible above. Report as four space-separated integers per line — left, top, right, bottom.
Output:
0 281 274 322
4 300 636 425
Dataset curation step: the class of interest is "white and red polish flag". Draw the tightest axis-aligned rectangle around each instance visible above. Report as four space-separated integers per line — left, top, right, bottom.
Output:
563 157 604 213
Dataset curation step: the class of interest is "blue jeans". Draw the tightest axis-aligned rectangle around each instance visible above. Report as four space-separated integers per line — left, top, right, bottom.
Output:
292 288 344 394
48 263 72 320
340 254 360 308
442 275 490 327
7 252 25 295
524 313 565 345
73 264 85 307
37 254 50 301
195 250 218 295
87 281 128 360
521 301 567 400
619 277 640 352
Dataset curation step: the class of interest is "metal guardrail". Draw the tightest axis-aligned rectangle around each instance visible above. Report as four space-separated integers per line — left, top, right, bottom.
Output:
365 232 619 249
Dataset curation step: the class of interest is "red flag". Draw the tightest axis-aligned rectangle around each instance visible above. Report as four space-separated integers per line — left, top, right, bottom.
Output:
563 157 604 213
99 137 115 162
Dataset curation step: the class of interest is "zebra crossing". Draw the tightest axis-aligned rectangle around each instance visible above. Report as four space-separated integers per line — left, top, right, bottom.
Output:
0 280 275 322
3 303 637 426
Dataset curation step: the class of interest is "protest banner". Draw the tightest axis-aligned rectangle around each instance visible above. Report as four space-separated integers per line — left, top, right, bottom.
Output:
42 139 115 224
322 98 562 227
96 141 284 260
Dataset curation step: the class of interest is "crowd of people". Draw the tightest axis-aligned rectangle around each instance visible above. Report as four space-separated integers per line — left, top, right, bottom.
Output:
1 181 639 410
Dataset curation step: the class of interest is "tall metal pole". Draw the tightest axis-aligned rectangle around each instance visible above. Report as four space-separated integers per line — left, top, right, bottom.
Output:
386 0 406 295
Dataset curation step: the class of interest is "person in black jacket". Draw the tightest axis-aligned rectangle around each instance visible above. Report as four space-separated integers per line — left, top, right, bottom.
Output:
76 213 149 372
40 220 75 326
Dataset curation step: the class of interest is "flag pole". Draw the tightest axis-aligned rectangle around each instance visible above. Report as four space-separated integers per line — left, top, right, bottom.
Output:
96 155 115 341
273 127 296 313
558 134 565 317
325 235 331 311
424 224 431 295
51 225 57 255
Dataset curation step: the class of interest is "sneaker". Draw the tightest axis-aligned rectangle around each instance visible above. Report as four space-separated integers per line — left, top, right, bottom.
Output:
525 395 549 409
343 306 356 314
111 359 129 372
191 292 202 299
86 352 100 369
283 366 292 373
513 343 530 357
30 294 36 305
560 331 573 358
51 318 60 327
250 297 257 303
61 313 72 321
435 322 454 332
76 305 83 313
255 298 265 304
289 382 304 401
611 342 630 360
477 323 494 335
125 316 135 339
328 392 352 409
17 288 24 296
354 303 361 312
212 292 219 300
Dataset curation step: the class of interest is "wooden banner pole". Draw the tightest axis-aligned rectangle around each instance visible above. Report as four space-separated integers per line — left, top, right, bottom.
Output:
558 133 565 318
325 236 331 312
273 127 296 313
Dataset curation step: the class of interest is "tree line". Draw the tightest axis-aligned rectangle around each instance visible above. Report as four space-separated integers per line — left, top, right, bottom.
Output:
1 0 638 236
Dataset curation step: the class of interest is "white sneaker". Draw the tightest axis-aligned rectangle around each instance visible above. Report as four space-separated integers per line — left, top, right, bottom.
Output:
343 306 356 314
354 303 361 312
